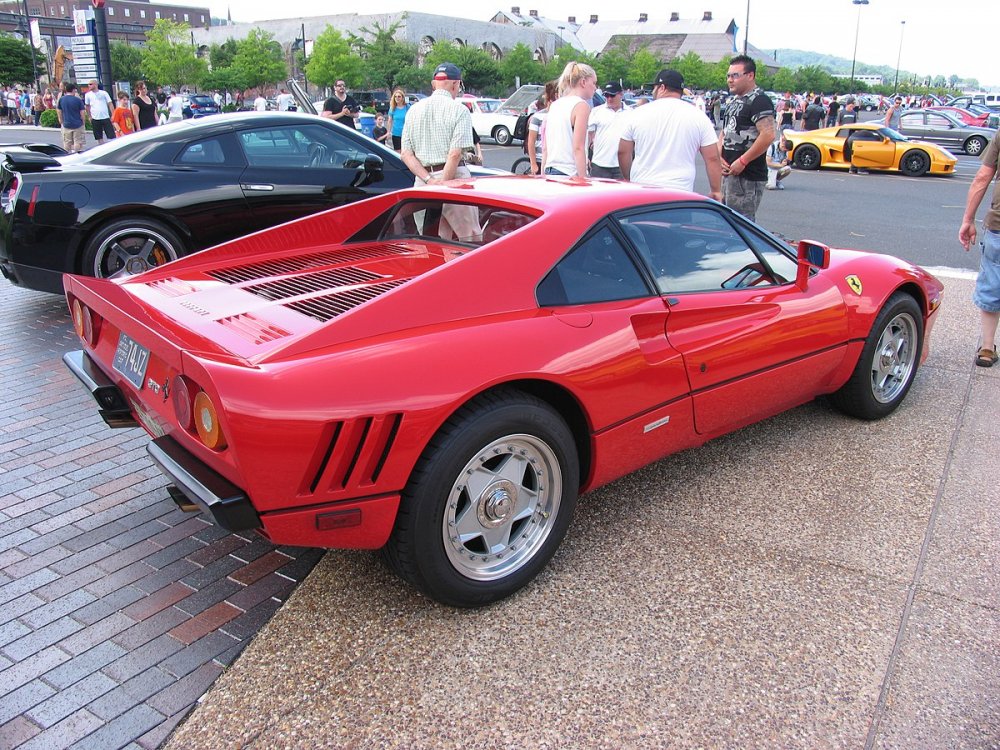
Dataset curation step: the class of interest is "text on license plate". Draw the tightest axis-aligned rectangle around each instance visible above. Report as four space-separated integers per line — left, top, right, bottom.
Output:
112 332 150 390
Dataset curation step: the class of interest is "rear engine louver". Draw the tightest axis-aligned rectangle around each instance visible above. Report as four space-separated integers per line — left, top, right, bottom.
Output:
147 278 198 297
307 413 403 494
285 280 407 322
243 267 382 301
216 313 291 344
205 244 414 285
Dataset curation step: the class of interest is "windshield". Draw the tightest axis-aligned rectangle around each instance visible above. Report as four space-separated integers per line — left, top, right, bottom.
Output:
879 127 909 142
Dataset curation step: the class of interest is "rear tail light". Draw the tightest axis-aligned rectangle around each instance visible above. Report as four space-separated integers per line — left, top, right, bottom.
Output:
193 390 227 450
27 186 39 217
70 298 101 346
2 174 18 209
171 375 194 430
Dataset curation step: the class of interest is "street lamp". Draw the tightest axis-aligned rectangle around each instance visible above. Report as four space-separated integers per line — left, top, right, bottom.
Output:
848 0 869 92
893 20 906 93
743 0 750 54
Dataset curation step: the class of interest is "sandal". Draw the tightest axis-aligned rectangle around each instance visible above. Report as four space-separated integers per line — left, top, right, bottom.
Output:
975 346 998 368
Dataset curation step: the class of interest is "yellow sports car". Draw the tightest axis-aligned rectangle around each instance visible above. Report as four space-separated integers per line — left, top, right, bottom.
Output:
784 123 957 177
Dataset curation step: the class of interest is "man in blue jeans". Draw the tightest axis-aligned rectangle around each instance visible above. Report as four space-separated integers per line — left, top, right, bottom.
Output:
959 130 1000 367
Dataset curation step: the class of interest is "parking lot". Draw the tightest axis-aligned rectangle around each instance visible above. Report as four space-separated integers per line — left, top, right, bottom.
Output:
1 127 998 749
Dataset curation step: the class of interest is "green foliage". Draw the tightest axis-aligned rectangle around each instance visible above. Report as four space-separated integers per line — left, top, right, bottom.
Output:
231 28 286 90
140 19 207 90
201 67 242 93
668 51 713 90
499 43 544 89
593 41 631 90
542 45 593 81
0 34 43 85
307 26 364 88
209 39 240 70
628 49 661 90
421 41 501 95
110 42 143 88
391 65 429 93
39 108 59 127
349 18 418 90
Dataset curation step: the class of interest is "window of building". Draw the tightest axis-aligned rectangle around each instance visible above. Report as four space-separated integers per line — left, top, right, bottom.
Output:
107 7 114 14
140 9 145 18
155 11 160 18
123 7 129 16
184 13 189 21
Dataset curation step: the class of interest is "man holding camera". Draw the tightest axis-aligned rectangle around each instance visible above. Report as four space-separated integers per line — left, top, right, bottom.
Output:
321 80 360 129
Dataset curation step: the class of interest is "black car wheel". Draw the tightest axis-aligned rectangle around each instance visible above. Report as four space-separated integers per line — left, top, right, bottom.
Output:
964 135 988 156
493 125 512 146
829 292 923 420
900 149 930 177
83 218 184 281
793 144 821 170
384 389 579 607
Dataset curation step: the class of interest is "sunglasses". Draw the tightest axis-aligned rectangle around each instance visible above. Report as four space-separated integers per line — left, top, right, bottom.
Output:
726 72 746 79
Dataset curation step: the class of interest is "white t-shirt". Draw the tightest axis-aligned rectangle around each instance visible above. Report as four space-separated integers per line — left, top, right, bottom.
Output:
85 89 113 120
619 96 718 191
543 95 588 176
253 96 267 112
166 94 184 121
276 92 295 111
588 103 631 169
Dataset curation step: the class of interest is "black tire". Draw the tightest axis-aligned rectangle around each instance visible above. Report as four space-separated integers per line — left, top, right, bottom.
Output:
511 156 533 175
83 217 185 280
793 143 821 170
829 292 923 420
493 125 512 146
964 135 988 156
384 389 579 607
900 149 930 177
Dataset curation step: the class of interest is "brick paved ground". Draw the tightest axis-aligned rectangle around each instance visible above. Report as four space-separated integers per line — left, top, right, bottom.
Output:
0 283 323 749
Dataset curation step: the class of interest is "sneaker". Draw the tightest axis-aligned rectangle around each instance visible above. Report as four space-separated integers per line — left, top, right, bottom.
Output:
975 346 998 368
849 167 858 174
856 168 870 175
777 184 785 190
766 185 777 190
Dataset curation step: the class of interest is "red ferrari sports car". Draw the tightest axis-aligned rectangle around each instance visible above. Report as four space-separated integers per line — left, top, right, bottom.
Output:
64 176 943 606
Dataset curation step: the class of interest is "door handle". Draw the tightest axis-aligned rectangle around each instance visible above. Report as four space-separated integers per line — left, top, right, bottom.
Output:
241 183 274 191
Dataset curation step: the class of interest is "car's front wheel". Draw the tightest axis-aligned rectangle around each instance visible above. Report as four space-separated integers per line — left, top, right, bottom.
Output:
964 135 988 156
384 389 579 607
793 143 821 170
830 292 923 420
83 218 184 280
900 149 930 177
493 125 512 146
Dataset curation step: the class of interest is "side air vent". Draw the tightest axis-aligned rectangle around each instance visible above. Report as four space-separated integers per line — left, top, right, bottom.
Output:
205 244 414 285
285 280 407 322
306 413 403 494
216 313 291 344
243 267 382 301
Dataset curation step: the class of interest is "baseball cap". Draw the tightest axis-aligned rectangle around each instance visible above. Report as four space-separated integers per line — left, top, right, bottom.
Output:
649 69 684 92
843 95 855 104
433 63 462 81
602 81 623 96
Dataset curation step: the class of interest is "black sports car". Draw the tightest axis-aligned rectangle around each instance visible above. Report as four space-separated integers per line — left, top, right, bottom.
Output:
0 113 425 294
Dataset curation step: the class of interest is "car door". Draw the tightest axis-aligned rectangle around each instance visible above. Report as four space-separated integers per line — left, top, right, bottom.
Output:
850 129 896 170
235 121 412 234
616 205 850 437
924 112 963 150
898 111 930 143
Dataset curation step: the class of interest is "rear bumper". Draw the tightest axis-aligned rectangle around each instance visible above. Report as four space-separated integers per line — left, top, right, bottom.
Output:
0 259 66 294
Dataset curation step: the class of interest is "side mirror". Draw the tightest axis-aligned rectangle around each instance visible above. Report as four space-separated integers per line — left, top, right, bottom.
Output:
351 154 384 187
795 240 830 289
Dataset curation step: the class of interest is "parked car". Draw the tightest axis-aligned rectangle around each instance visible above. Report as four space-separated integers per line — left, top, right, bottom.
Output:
784 123 957 176
351 90 391 114
895 109 994 155
947 94 1000 111
182 93 221 119
0 113 419 294
925 105 993 128
458 96 520 145
63 176 943 606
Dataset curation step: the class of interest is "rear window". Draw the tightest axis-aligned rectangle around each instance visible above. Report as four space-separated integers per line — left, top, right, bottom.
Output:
352 200 536 247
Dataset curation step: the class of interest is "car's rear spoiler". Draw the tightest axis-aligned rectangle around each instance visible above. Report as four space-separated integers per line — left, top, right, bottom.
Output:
2 149 61 173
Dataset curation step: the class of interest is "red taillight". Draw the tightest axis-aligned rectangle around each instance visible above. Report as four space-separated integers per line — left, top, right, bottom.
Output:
172 375 194 430
3 174 18 206
70 298 101 346
27 186 39 217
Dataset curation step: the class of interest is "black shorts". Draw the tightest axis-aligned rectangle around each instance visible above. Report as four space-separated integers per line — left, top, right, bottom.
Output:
92 118 116 141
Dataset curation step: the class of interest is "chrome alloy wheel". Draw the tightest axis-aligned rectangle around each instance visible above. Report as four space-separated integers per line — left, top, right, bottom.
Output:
443 433 562 581
870 312 918 403
94 227 178 280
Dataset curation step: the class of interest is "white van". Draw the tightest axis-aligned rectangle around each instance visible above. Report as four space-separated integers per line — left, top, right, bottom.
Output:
948 93 1000 111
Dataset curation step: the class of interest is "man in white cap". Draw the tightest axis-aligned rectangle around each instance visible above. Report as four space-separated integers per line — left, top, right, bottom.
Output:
401 62 479 238
618 69 721 201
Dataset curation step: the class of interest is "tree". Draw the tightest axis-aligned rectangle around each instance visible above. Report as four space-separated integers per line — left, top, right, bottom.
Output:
668 51 711 90
231 28 286 90
594 40 632 90
0 34 42 86
140 19 207 90
499 42 544 89
349 17 419 91
110 42 143 88
306 26 363 89
795 65 834 94
209 39 241 71
422 41 501 95
628 49 661 91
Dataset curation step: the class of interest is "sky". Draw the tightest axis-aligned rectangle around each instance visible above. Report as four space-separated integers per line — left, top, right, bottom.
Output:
205 0 994 88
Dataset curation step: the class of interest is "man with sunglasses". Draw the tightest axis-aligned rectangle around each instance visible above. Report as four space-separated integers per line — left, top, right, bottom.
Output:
719 54 775 222
321 80 360 130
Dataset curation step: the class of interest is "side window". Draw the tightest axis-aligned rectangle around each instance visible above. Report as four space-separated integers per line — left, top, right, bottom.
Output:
899 113 923 128
176 136 227 165
238 124 371 169
618 207 782 294
925 114 952 128
740 227 798 285
537 225 651 306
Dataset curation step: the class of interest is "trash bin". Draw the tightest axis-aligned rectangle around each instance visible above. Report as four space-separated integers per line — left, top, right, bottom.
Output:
358 113 375 138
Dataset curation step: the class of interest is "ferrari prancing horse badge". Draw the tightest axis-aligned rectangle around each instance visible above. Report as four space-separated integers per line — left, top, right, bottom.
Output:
846 275 863 295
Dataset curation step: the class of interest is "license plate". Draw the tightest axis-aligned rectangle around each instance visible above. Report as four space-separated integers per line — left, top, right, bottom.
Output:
112 332 150 390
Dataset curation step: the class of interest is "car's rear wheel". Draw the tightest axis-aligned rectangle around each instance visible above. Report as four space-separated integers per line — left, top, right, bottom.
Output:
900 149 930 176
830 292 923 420
793 143 821 170
964 135 988 156
384 389 579 607
493 125 512 146
83 218 184 280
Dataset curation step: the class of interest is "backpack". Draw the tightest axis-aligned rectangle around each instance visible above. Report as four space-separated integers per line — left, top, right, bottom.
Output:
513 112 531 151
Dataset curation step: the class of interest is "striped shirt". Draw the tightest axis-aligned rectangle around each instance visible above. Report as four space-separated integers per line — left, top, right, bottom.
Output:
401 89 474 167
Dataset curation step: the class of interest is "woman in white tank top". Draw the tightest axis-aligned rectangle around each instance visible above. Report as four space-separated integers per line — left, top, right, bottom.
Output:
542 62 597 177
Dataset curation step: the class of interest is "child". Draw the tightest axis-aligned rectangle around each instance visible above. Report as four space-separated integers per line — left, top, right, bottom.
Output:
766 138 791 190
372 114 389 145
112 92 136 137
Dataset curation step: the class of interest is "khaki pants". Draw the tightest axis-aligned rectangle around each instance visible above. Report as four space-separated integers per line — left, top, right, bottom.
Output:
61 126 86 153
414 164 481 240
